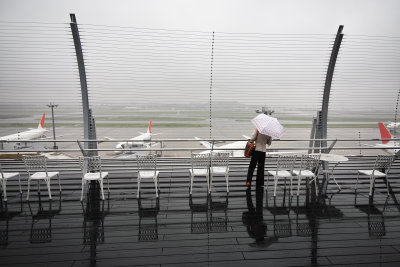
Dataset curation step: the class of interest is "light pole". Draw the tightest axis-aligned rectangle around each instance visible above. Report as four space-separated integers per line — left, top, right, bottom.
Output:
47 103 58 150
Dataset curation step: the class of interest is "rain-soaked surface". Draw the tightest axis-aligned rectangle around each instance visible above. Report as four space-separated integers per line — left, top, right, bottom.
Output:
1 157 400 266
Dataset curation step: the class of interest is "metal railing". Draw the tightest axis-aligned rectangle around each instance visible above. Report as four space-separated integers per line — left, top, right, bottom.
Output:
0 137 398 156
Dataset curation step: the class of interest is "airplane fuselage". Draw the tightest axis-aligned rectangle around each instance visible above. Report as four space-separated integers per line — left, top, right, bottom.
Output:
115 133 151 150
375 141 400 154
0 128 47 142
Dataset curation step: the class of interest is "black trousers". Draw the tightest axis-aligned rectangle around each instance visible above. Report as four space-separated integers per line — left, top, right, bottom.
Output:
246 150 266 187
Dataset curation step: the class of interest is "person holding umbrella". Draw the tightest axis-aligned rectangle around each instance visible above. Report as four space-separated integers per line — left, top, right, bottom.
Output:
246 114 286 189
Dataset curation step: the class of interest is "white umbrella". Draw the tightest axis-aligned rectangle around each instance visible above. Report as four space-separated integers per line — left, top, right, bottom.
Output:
251 114 286 138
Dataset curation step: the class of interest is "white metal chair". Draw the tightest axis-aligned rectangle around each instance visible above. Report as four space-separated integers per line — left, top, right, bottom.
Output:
79 156 110 201
210 152 230 193
189 153 210 195
23 155 61 200
291 154 321 196
356 155 395 196
266 155 297 197
0 164 21 201
137 154 160 198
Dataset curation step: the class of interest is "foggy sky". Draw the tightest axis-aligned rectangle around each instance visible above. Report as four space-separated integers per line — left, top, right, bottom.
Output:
1 0 400 35
1 0 400 114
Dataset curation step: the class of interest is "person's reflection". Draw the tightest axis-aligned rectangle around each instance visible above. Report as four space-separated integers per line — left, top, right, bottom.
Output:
138 197 159 241
243 188 277 246
28 192 62 244
0 196 23 247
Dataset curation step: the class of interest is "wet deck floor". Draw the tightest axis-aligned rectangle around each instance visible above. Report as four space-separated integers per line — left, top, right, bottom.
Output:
1 157 400 266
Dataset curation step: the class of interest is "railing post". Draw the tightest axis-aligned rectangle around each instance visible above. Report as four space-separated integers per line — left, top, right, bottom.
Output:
320 25 344 196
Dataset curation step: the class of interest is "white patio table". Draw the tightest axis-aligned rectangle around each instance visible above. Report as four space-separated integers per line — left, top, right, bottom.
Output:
311 153 349 191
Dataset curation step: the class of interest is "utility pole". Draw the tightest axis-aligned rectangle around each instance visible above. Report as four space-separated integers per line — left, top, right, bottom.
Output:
47 103 58 150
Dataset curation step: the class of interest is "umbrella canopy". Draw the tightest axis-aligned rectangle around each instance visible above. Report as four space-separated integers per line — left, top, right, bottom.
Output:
251 114 286 138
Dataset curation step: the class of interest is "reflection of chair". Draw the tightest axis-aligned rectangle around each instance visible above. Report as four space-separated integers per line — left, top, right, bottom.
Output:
138 198 159 241
23 155 61 200
210 152 230 193
0 199 23 247
189 153 210 195
28 194 61 243
354 200 386 239
292 154 320 196
356 155 395 196
266 193 292 238
0 164 21 201
137 154 159 198
79 156 109 201
292 200 314 237
266 155 297 197
82 198 108 245
368 212 386 238
189 194 209 234
209 194 228 233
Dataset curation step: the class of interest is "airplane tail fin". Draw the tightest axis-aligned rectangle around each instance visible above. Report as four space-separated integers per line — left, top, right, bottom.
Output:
378 122 391 144
147 120 152 134
38 113 45 129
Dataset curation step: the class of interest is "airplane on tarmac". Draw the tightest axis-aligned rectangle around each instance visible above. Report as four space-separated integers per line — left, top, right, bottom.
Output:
373 122 400 154
106 120 157 154
195 136 294 157
386 121 400 130
196 136 250 157
0 114 47 149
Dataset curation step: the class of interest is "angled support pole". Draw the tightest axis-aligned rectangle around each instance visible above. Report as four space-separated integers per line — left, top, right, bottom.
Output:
70 14 90 153
320 25 344 196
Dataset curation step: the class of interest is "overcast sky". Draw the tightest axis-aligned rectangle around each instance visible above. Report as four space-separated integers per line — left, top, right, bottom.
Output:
1 0 400 35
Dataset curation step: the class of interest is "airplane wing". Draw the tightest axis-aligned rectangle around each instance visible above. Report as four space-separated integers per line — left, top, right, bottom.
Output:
195 137 212 149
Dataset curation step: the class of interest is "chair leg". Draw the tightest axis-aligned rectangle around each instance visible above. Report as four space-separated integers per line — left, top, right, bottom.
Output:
137 176 141 198
332 174 342 190
355 172 360 191
27 178 31 200
18 173 22 194
266 172 269 190
297 177 301 196
58 174 62 192
208 173 212 194
226 173 229 193
190 173 193 195
290 176 293 196
100 180 105 200
2 179 7 201
46 179 52 200
80 180 85 201
273 176 278 197
385 175 390 196
314 176 318 196
154 176 158 198
107 175 110 192
369 175 375 196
